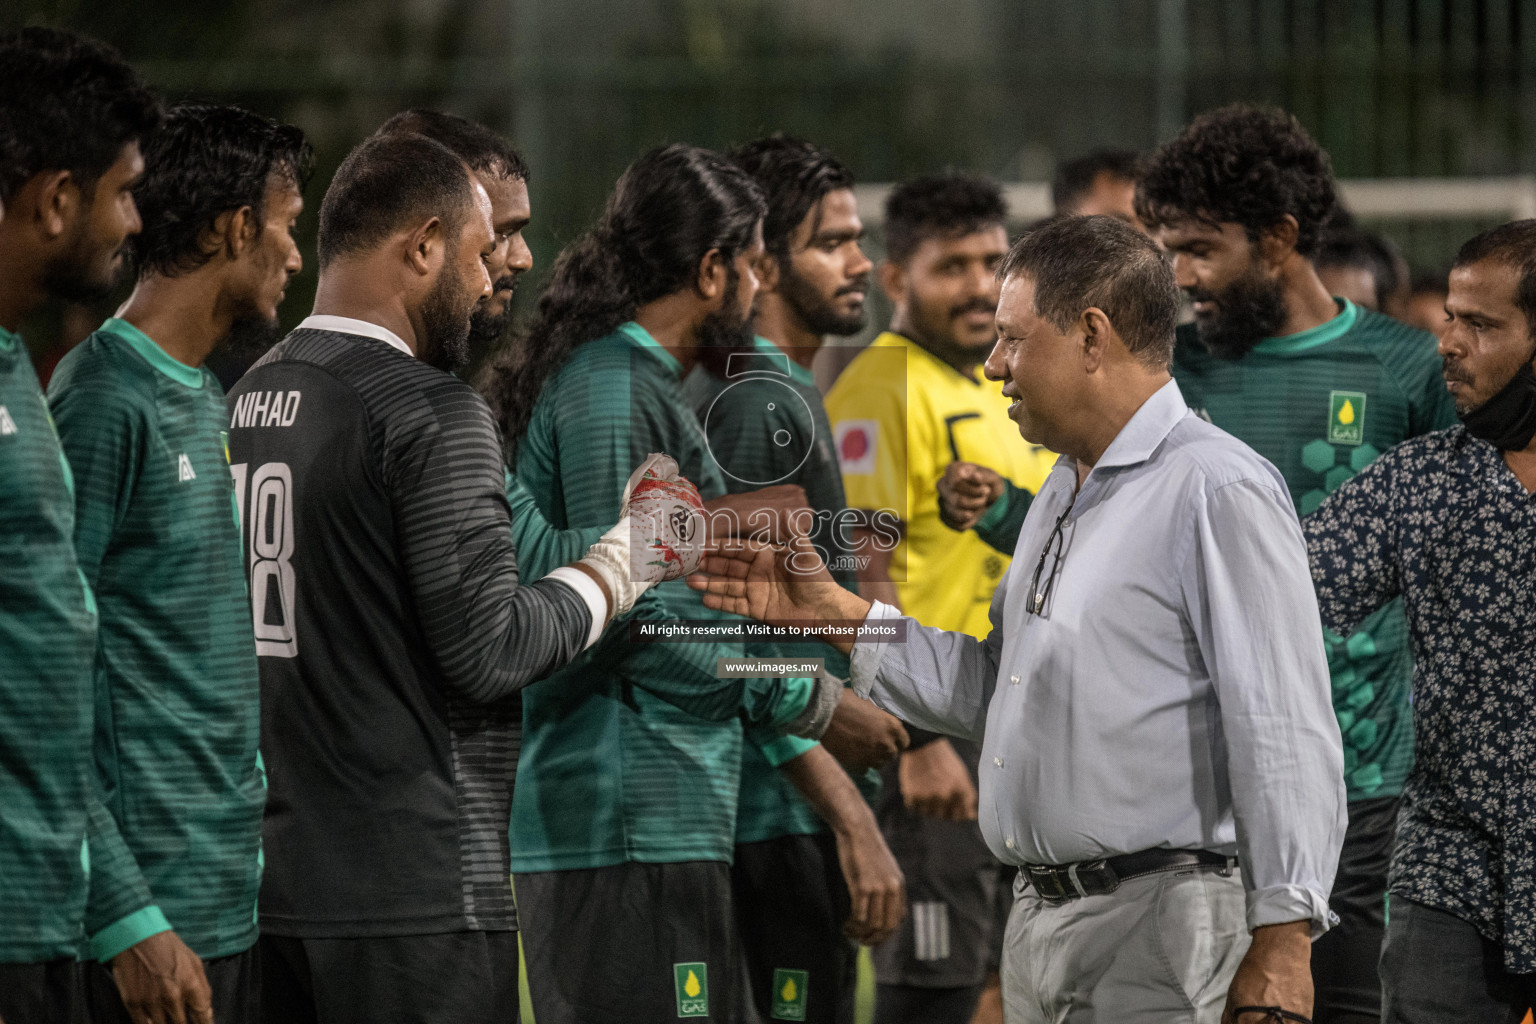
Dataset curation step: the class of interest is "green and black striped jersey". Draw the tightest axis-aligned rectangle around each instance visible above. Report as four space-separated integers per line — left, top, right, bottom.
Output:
0 324 95 963
683 338 873 845
510 323 817 871
1173 302 1455 802
229 319 595 937
49 318 263 961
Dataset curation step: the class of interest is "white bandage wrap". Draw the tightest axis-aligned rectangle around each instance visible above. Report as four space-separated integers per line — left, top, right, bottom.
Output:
543 565 615 650
558 453 706 645
570 515 656 622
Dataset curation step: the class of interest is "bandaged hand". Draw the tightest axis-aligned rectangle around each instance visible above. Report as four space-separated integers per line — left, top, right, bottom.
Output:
573 454 707 619
623 454 708 581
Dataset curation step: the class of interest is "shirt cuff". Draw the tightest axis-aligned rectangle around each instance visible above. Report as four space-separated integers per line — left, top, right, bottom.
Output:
757 733 819 767
849 601 902 699
89 904 173 962
769 676 815 728
1246 884 1339 939
974 487 1011 531
544 566 606 649
785 675 840 739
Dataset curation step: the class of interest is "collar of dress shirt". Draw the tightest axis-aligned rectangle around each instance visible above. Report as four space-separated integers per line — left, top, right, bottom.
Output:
298 314 414 357
1090 378 1189 471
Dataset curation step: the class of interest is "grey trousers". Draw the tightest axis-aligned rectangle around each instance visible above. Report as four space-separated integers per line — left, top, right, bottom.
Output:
1001 868 1250 1024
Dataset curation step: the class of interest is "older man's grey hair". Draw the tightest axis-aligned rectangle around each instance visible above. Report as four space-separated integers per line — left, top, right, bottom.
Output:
998 215 1180 369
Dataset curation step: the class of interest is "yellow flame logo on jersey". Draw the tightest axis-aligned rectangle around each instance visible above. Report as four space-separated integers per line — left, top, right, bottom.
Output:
685 971 701 998
781 977 797 1002
1328 391 1367 446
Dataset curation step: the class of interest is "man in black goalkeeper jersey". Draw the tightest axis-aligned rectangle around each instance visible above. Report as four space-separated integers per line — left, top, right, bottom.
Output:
228 130 669 1024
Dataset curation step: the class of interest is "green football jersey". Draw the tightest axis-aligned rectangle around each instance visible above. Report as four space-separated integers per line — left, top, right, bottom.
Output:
1174 300 1455 801
682 338 874 845
49 319 263 960
509 323 814 871
0 324 96 963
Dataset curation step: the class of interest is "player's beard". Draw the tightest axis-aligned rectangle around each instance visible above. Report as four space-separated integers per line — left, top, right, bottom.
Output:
469 274 518 348
780 264 868 337
43 218 129 304
420 260 473 375
695 273 755 378
221 310 284 361
1189 260 1288 360
907 294 996 368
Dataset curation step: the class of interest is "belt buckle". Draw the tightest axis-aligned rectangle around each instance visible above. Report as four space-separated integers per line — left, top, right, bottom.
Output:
1068 859 1119 897
1025 865 1072 903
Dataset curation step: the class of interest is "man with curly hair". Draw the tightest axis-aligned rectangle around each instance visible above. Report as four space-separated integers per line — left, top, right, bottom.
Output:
1138 106 1455 1024
937 105 1454 1024
48 103 311 1024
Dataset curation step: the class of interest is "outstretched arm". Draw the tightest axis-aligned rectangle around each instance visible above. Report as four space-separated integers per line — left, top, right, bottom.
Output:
387 388 596 704
689 536 999 741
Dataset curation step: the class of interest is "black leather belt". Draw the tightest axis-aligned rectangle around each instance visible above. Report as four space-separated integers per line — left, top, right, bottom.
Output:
1022 848 1237 904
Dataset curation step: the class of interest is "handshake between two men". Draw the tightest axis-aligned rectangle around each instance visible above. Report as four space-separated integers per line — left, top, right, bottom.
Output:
608 452 910 773
600 454 911 947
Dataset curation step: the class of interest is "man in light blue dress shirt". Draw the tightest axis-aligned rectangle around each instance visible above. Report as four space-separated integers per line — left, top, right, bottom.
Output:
691 215 1348 1023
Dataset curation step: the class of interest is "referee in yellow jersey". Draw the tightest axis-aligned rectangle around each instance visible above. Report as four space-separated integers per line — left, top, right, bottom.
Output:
826 175 1053 1024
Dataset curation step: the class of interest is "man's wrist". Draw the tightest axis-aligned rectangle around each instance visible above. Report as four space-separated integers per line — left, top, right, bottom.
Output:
1248 920 1312 951
91 904 173 963
820 591 873 655
830 797 880 842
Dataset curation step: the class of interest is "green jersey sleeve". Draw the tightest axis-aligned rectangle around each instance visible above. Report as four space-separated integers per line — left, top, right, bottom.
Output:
504 469 603 575
49 381 166 958
974 479 1030 554
51 384 145 587
84 790 169 960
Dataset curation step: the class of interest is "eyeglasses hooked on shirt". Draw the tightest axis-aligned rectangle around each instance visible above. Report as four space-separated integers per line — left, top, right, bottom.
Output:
1027 500 1074 616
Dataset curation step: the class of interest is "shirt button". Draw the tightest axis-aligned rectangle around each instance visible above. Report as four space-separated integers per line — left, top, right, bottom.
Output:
1009 674 1020 685
993 756 1005 768
1005 838 1017 851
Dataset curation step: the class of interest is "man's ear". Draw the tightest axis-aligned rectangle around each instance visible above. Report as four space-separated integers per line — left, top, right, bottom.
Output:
1078 307 1113 373
695 247 728 302
756 252 782 294
404 216 444 276
214 206 257 261
31 171 79 241
878 260 905 306
1259 215 1301 267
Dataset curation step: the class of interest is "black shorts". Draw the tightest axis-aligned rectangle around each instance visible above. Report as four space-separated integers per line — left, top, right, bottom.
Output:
0 958 87 1024
87 944 258 1024
258 931 519 1024
1312 794 1400 1023
872 740 1011 988
516 860 737 1024
733 831 857 1024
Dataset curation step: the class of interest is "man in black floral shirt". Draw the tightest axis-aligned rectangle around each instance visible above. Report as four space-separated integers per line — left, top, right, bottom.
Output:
1305 220 1536 1021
